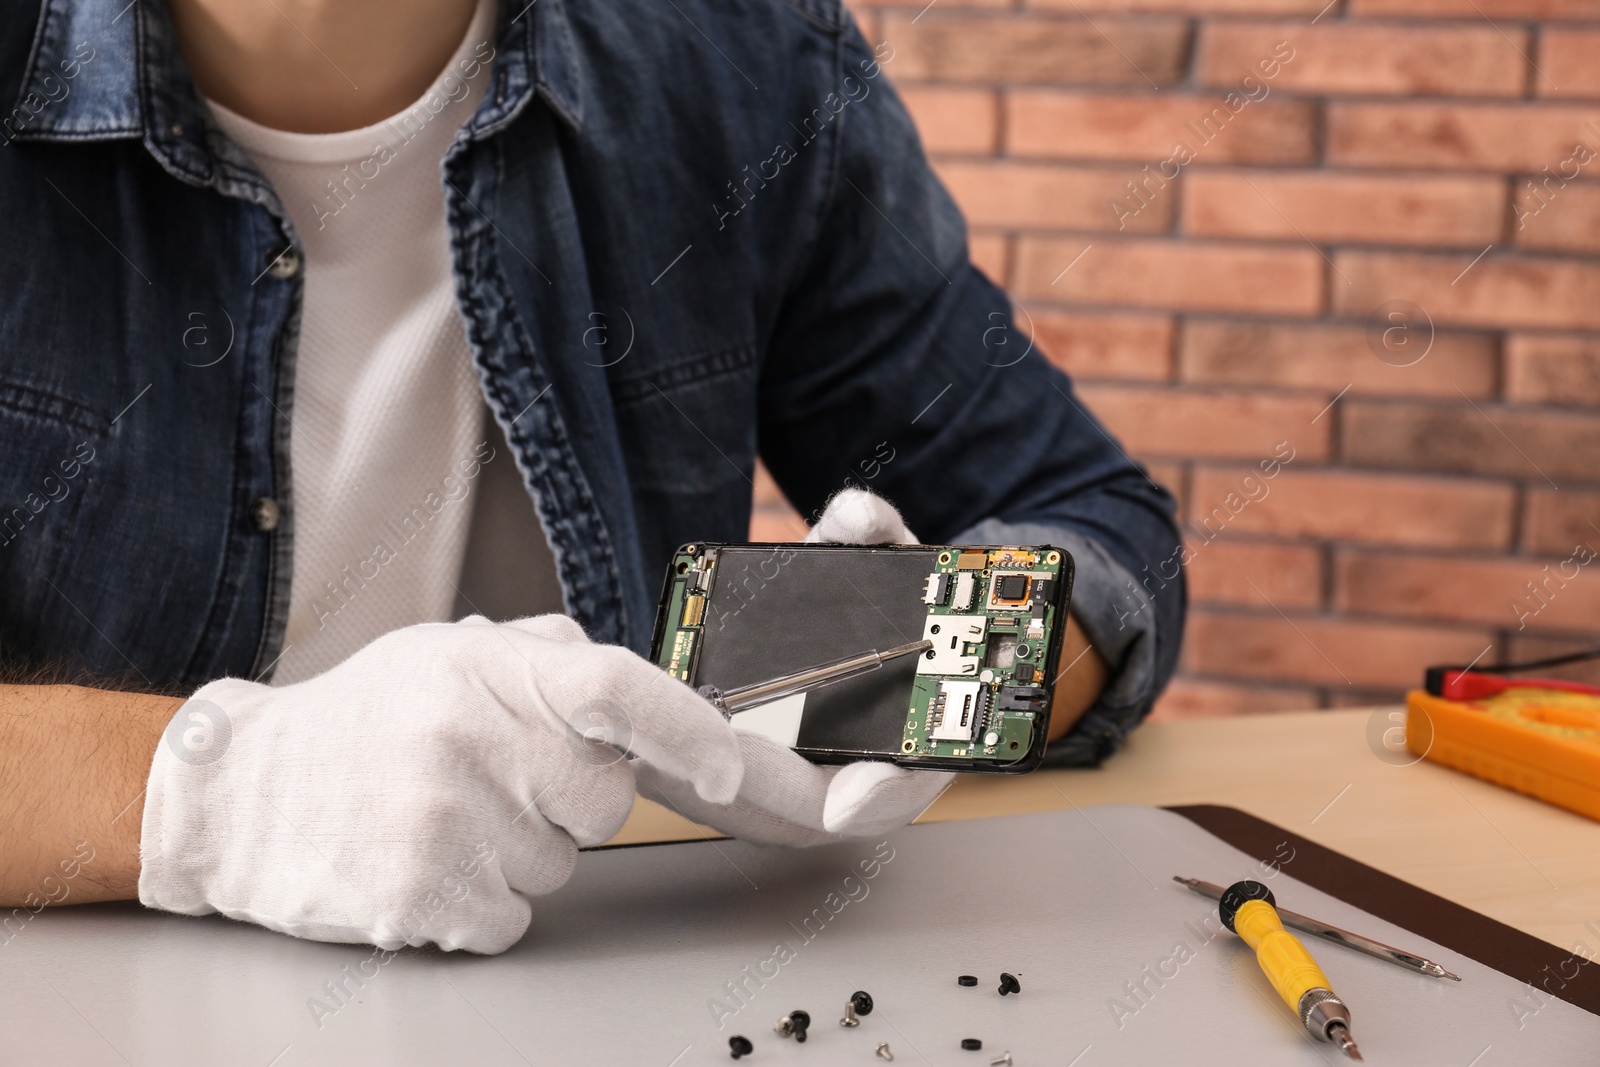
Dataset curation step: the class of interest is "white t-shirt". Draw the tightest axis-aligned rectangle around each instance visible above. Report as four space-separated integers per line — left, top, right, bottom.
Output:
209 0 560 685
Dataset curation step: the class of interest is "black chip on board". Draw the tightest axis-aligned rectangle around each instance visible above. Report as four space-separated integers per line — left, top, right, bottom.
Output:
994 573 1029 601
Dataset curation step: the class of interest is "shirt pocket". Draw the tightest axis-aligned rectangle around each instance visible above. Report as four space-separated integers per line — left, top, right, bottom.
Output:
606 343 761 496
605 343 762 568
0 380 104 659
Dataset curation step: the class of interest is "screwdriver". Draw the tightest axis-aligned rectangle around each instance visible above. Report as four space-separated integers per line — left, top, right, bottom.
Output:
697 639 934 718
1218 879 1364 1060
1175 876 1461 981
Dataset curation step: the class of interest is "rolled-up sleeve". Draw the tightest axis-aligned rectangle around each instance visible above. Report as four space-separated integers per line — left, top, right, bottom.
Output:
955 518 1173 766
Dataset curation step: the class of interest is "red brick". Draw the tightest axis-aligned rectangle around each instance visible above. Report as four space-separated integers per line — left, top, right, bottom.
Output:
1149 677 1318 720
1539 29 1600 99
1014 237 1325 314
1032 0 1330 13
1335 549 1600 631
849 4 881 46
1506 334 1600 406
1180 320 1498 398
1008 91 1318 164
969 231 1010 286
1183 169 1503 247
1505 633 1600 687
1328 103 1600 171
1334 250 1600 331
1514 178 1600 253
886 12 1189 85
1350 0 1600 17
1187 537 1324 609
1325 688 1410 709
1524 488 1600 556
935 160 1174 232
1187 466 1516 550
1184 608 1495 688
1341 400 1600 483
1077 384 1332 460
1200 22 1525 97
899 86 998 155
1024 308 1173 380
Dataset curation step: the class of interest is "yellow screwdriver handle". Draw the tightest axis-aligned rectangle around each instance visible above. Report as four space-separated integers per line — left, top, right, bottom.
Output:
1234 898 1332 1010
1218 881 1362 1060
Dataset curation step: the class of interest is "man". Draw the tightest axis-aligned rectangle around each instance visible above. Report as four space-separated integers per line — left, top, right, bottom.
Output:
0 0 1183 954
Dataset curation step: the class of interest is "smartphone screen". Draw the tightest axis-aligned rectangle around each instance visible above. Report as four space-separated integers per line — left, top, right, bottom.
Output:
648 543 1074 773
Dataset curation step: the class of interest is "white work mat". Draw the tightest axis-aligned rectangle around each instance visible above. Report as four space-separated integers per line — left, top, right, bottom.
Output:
2 805 1593 1065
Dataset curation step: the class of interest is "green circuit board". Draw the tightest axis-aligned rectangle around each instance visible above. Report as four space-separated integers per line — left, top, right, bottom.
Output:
902 547 1066 765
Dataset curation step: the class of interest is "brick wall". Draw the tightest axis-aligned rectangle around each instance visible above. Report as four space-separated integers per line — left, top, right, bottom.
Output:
752 0 1600 718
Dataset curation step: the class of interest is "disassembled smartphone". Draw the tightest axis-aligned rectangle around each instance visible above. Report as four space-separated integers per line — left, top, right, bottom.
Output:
649 542 1074 773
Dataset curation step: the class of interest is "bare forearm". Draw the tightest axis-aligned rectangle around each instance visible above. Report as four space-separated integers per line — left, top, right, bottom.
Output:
0 685 179 906
1046 614 1109 743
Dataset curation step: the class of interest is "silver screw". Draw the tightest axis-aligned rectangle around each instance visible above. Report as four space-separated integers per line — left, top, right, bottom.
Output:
875 1043 895 1061
841 1000 860 1028
990 1054 1013 1067
774 1015 796 1038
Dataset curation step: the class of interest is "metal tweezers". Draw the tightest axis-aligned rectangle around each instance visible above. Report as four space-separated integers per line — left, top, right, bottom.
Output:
697 639 933 718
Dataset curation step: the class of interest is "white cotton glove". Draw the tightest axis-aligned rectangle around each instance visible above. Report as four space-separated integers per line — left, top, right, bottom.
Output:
634 488 956 847
139 615 741 954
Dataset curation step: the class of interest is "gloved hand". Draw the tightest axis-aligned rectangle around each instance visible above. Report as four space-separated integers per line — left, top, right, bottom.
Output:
139 614 740 954
634 488 956 847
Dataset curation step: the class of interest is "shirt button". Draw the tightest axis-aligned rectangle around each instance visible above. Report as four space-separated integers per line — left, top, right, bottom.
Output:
251 497 281 532
266 248 301 280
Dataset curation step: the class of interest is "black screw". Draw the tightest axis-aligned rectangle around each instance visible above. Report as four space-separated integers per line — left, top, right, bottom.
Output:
958 975 978 987
962 1038 983 1050
729 1035 753 1059
998 973 1021 996
851 991 874 1016
791 1009 810 1043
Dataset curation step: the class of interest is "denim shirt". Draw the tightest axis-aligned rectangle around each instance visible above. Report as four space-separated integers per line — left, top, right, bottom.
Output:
0 0 1184 765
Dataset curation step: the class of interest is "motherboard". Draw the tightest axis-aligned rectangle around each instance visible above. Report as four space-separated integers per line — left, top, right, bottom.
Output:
907 546 1067 763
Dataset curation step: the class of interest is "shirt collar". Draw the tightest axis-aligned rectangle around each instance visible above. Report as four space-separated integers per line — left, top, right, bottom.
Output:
8 0 579 151
7 0 141 143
